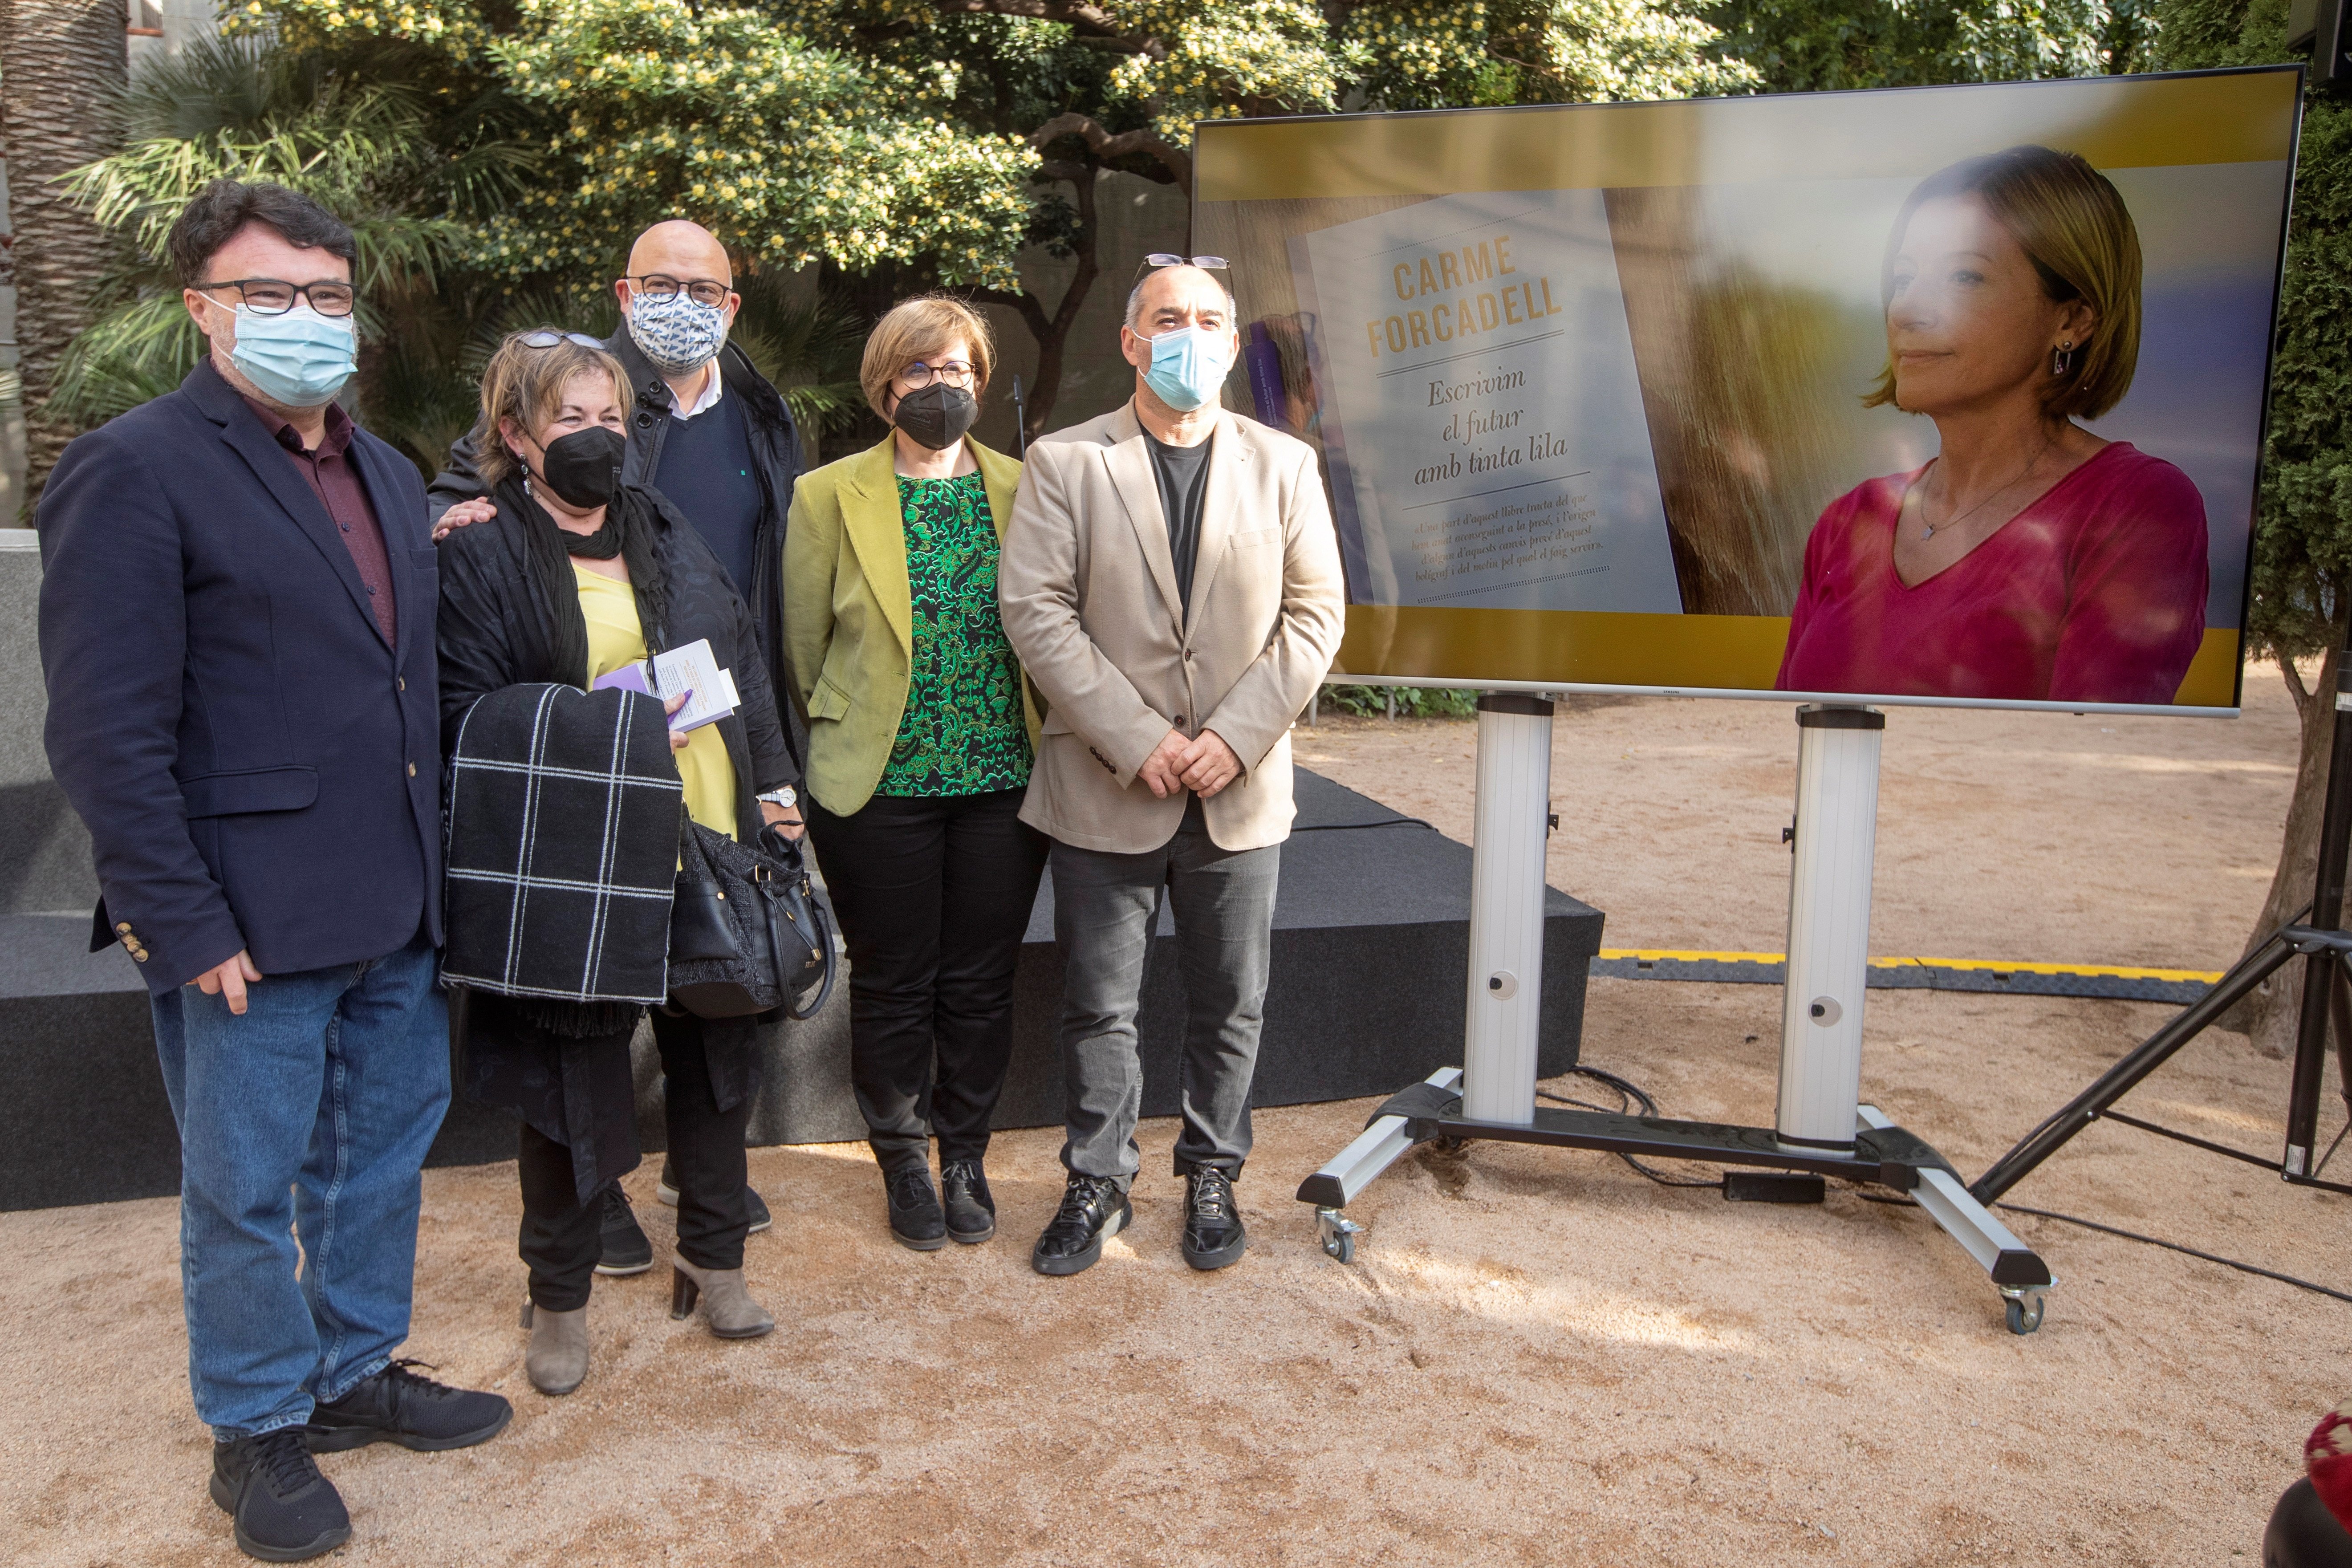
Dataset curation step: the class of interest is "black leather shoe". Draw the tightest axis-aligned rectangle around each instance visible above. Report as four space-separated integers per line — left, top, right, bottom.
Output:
940 1159 995 1245
658 1159 772 1234
595 1184 653 1276
886 1166 947 1250
211 1428 349 1562
304 1361 512 1453
1182 1166 1247 1271
1032 1174 1132 1277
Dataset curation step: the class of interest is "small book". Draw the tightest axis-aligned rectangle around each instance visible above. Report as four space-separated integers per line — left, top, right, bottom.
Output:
592 637 739 732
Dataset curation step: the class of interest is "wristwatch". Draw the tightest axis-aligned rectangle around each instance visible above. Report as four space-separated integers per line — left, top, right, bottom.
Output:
757 785 798 810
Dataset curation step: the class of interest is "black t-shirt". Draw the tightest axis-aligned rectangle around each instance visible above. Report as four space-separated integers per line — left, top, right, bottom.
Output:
1145 427 1213 617
651 390 764 599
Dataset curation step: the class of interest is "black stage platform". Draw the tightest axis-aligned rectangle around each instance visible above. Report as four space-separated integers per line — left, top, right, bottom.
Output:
0 771 1603 1209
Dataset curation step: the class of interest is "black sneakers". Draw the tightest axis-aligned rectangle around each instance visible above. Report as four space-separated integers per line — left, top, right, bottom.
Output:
939 1159 996 1245
303 1361 513 1454
596 1184 654 1276
657 1159 773 1234
1032 1173 1132 1276
886 1166 948 1250
1181 1166 1247 1271
211 1428 349 1562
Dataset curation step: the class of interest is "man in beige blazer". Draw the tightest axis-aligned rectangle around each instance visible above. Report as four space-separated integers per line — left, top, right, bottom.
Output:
997 263 1345 1276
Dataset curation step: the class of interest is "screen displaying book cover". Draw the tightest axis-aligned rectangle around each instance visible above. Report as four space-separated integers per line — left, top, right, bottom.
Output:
1191 69 2302 713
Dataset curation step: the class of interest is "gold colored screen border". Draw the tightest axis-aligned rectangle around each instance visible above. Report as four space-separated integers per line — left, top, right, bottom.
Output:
1196 70 2300 202
1332 606 2241 710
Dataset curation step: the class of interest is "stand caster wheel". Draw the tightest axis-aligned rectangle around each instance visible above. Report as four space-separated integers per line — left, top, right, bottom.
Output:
2002 1288 2047 1335
1316 1206 1365 1264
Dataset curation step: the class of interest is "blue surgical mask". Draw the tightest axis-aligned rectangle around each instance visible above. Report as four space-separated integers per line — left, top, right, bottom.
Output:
1142 324 1236 412
627 290 729 375
228 305 357 408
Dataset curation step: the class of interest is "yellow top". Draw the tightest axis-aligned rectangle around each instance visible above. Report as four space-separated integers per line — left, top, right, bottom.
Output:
573 563 738 838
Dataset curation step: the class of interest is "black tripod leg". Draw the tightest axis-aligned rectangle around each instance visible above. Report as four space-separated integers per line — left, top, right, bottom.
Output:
1970 934 2297 1204
2286 661 2352 1178
2330 961 2352 1124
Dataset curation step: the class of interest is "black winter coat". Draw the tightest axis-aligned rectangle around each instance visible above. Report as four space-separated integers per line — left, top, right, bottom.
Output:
429 334 808 764
435 482 799 848
436 483 791 1191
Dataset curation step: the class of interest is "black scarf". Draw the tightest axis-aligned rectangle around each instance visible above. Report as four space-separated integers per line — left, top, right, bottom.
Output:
498 471 672 685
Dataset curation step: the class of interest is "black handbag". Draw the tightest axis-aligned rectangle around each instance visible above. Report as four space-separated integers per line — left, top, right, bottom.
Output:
667 812 836 1020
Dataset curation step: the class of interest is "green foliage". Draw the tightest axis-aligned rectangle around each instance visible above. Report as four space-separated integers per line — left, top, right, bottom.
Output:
1324 683 1480 717
2156 0 2352 662
1347 0 1759 108
1707 0 2145 90
49 32 522 435
240 0 1036 288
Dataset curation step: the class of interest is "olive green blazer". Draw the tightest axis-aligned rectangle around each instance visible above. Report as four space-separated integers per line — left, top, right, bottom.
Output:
783 433 1037 816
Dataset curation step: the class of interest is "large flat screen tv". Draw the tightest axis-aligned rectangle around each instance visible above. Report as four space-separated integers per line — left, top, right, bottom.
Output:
1191 69 2303 714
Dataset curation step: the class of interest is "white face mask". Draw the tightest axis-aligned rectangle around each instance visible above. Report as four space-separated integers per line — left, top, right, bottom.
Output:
627 290 728 375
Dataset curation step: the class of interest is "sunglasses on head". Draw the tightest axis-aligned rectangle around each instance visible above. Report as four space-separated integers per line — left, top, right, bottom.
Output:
514 330 605 350
1133 253 1231 284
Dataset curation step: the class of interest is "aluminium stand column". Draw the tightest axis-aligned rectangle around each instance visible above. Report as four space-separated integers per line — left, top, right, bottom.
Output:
1462 694 1557 1125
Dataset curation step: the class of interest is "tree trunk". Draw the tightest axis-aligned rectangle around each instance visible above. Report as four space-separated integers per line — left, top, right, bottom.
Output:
0 0 126 501
978 158 1101 443
2222 645 2348 1056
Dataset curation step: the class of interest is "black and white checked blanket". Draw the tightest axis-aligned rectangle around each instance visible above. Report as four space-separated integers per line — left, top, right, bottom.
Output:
443 682 682 1006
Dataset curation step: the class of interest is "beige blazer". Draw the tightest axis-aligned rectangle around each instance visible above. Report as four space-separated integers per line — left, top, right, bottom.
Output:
783 434 1036 816
997 400 1345 853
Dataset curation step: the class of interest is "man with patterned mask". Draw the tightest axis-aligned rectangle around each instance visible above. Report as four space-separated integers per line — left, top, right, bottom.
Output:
426 219 809 1274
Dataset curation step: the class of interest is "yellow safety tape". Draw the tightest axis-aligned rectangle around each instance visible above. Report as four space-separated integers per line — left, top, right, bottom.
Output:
1594 948 2223 984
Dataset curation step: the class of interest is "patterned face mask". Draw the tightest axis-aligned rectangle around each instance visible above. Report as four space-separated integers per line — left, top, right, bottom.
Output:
626 289 729 375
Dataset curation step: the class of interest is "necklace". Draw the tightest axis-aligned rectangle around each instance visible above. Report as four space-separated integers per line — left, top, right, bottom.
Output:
1909 435 2055 543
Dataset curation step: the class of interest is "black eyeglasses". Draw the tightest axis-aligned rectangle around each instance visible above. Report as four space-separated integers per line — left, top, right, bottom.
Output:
1133 253 1230 284
193 278 357 317
514 330 605 350
627 275 731 308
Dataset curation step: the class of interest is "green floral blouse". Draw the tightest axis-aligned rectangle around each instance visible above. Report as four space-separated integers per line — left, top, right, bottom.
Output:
877 471 1033 797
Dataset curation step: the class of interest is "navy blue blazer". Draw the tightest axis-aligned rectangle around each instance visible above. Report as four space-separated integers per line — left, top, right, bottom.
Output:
37 359 443 996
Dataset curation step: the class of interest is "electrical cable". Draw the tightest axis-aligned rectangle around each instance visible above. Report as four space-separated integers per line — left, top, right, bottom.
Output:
1289 815 1438 834
1537 1066 1717 1188
1556 1060 2352 1304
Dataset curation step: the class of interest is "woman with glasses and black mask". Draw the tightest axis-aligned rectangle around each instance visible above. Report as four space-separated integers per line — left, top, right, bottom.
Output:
783 296 1046 1250
435 331 805 1397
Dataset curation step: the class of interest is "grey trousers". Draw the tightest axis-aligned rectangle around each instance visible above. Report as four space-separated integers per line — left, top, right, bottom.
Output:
1050 796 1281 1190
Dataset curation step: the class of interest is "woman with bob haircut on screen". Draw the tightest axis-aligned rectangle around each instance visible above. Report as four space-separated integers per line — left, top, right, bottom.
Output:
1776 143 2209 706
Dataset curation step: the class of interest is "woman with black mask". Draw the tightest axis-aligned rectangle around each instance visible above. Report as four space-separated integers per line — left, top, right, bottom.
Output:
437 331 804 1395
783 297 1045 1250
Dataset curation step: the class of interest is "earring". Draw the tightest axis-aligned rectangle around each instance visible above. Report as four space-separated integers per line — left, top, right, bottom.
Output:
2053 340 2076 377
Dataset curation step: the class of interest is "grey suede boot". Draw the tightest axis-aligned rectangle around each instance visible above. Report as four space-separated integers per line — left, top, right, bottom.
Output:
520 1299 591 1396
667 1254 775 1339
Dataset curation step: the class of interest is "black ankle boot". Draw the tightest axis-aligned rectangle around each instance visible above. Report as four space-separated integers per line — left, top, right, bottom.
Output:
595 1184 653 1276
211 1428 349 1561
940 1159 995 1244
1182 1166 1247 1270
885 1166 947 1250
1032 1173 1131 1276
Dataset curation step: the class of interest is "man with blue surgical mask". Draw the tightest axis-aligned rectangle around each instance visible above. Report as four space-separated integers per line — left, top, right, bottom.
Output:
37 179 509 1562
426 218 806 1274
997 261 1346 1277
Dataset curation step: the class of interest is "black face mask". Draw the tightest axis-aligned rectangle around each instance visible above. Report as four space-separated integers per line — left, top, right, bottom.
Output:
535 425 626 508
893 383 979 451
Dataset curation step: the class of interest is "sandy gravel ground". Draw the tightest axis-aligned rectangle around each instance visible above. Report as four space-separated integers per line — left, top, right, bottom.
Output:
5 670 2345 1567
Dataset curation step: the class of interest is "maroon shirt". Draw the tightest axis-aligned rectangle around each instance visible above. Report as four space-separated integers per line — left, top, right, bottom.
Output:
1775 443 2210 706
240 395 397 644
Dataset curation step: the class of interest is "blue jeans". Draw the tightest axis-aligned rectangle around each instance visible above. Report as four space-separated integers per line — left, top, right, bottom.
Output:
150 930 450 1440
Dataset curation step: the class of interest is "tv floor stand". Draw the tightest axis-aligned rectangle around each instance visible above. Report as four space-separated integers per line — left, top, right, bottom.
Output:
1296 694 2056 1335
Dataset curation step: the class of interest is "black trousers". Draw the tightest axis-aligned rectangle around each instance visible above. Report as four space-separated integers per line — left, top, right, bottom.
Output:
807 787 1049 1174
516 1009 751 1310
